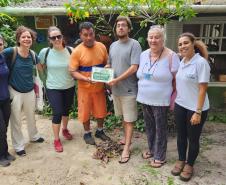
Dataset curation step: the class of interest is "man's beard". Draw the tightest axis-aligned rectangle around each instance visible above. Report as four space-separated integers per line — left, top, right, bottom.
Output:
117 34 128 39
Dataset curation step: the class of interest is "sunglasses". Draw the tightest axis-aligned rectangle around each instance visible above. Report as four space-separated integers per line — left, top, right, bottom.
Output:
49 35 63 41
0 43 3 46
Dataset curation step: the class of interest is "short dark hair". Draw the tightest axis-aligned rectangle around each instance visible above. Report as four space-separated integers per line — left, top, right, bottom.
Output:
79 22 94 32
15 26 37 46
115 16 132 30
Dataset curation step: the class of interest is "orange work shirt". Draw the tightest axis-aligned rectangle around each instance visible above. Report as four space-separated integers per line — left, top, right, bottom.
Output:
69 41 108 92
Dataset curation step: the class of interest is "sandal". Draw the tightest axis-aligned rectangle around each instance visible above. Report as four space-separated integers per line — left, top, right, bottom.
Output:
119 153 130 164
180 164 193 181
141 150 153 159
150 160 166 168
171 160 185 176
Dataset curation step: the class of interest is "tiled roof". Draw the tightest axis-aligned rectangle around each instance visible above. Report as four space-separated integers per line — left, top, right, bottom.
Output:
203 0 226 4
10 0 70 8
8 0 226 8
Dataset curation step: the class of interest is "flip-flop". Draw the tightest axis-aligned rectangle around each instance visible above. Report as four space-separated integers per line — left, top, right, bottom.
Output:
118 154 130 164
150 160 166 168
142 151 153 159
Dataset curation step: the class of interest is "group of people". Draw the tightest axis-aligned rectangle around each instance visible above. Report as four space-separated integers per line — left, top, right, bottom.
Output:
0 15 210 182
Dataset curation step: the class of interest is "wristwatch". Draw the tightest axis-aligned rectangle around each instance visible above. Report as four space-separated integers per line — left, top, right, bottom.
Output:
195 109 202 115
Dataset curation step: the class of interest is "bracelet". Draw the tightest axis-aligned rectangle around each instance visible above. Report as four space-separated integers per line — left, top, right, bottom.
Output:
195 111 202 116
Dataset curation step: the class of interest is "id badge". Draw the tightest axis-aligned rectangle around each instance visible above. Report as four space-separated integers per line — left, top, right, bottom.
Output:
143 73 152 80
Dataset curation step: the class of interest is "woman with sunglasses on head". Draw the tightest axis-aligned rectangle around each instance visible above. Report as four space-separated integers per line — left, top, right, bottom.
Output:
171 32 210 181
39 26 75 152
0 35 16 167
136 25 180 168
2 26 44 157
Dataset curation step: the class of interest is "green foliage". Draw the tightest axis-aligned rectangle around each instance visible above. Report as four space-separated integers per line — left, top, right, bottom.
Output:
65 0 196 37
207 111 226 123
104 114 122 130
0 13 18 47
0 1 29 47
167 176 175 185
0 0 29 7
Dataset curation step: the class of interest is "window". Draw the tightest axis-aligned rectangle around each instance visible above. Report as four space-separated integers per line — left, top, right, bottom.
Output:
183 22 226 83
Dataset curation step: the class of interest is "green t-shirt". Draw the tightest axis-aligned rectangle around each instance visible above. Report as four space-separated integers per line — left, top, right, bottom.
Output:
3 47 37 93
39 47 75 89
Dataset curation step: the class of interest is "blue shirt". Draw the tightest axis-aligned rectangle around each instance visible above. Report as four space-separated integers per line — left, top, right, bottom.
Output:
2 47 38 93
0 54 9 100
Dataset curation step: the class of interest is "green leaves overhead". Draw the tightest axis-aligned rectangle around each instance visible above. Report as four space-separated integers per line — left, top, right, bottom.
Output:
65 0 195 26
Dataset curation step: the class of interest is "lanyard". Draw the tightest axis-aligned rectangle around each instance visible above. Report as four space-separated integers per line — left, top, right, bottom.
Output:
148 47 164 71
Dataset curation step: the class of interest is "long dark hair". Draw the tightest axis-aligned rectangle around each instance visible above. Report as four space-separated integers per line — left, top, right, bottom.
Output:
178 32 208 60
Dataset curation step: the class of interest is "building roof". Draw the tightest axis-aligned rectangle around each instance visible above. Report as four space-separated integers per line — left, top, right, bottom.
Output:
203 0 226 4
10 0 69 8
9 0 226 8
1 0 226 16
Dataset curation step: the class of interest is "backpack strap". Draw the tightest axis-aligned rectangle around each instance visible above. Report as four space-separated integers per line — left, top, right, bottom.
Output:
29 49 37 65
44 46 72 65
44 47 50 65
66 46 72 54
10 47 17 70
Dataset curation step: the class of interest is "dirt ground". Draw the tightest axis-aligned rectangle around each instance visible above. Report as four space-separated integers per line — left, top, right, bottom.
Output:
1 115 226 185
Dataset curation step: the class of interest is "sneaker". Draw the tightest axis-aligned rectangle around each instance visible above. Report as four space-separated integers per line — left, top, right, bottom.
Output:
95 130 110 141
32 137 45 143
0 158 10 167
62 129 73 140
83 133 96 145
16 150 26 157
5 152 16 162
54 139 63 152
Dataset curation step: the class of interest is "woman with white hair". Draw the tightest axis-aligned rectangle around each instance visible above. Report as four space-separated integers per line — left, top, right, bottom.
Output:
137 25 180 167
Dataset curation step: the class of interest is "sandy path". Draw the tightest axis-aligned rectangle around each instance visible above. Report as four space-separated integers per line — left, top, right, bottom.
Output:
0 115 226 185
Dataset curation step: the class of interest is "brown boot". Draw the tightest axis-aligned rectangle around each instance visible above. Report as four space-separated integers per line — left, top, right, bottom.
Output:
180 164 193 181
171 160 185 176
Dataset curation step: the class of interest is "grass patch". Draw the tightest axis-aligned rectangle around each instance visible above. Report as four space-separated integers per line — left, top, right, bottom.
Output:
167 176 175 185
140 165 160 177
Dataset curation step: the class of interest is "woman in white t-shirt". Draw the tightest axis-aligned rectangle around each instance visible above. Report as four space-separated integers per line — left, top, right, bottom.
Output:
137 26 180 167
171 32 210 181
39 26 75 153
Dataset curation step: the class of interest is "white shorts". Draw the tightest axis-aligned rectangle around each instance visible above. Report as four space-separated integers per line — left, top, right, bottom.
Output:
112 95 137 122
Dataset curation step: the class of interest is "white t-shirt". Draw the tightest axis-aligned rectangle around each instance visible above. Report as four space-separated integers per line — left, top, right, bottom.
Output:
175 53 210 111
136 48 180 106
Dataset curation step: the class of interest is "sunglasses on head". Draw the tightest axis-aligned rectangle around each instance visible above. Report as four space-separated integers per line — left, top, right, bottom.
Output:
49 35 63 41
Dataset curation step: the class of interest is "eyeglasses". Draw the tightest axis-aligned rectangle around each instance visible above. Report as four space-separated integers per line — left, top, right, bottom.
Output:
49 35 63 41
0 43 3 46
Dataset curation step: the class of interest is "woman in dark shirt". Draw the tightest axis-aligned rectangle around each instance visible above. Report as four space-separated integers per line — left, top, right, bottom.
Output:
0 49 16 167
2 26 44 157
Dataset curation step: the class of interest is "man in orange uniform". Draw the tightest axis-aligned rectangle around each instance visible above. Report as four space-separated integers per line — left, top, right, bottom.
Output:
70 22 110 145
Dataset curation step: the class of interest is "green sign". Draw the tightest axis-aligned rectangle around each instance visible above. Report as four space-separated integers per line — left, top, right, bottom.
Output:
91 67 114 83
